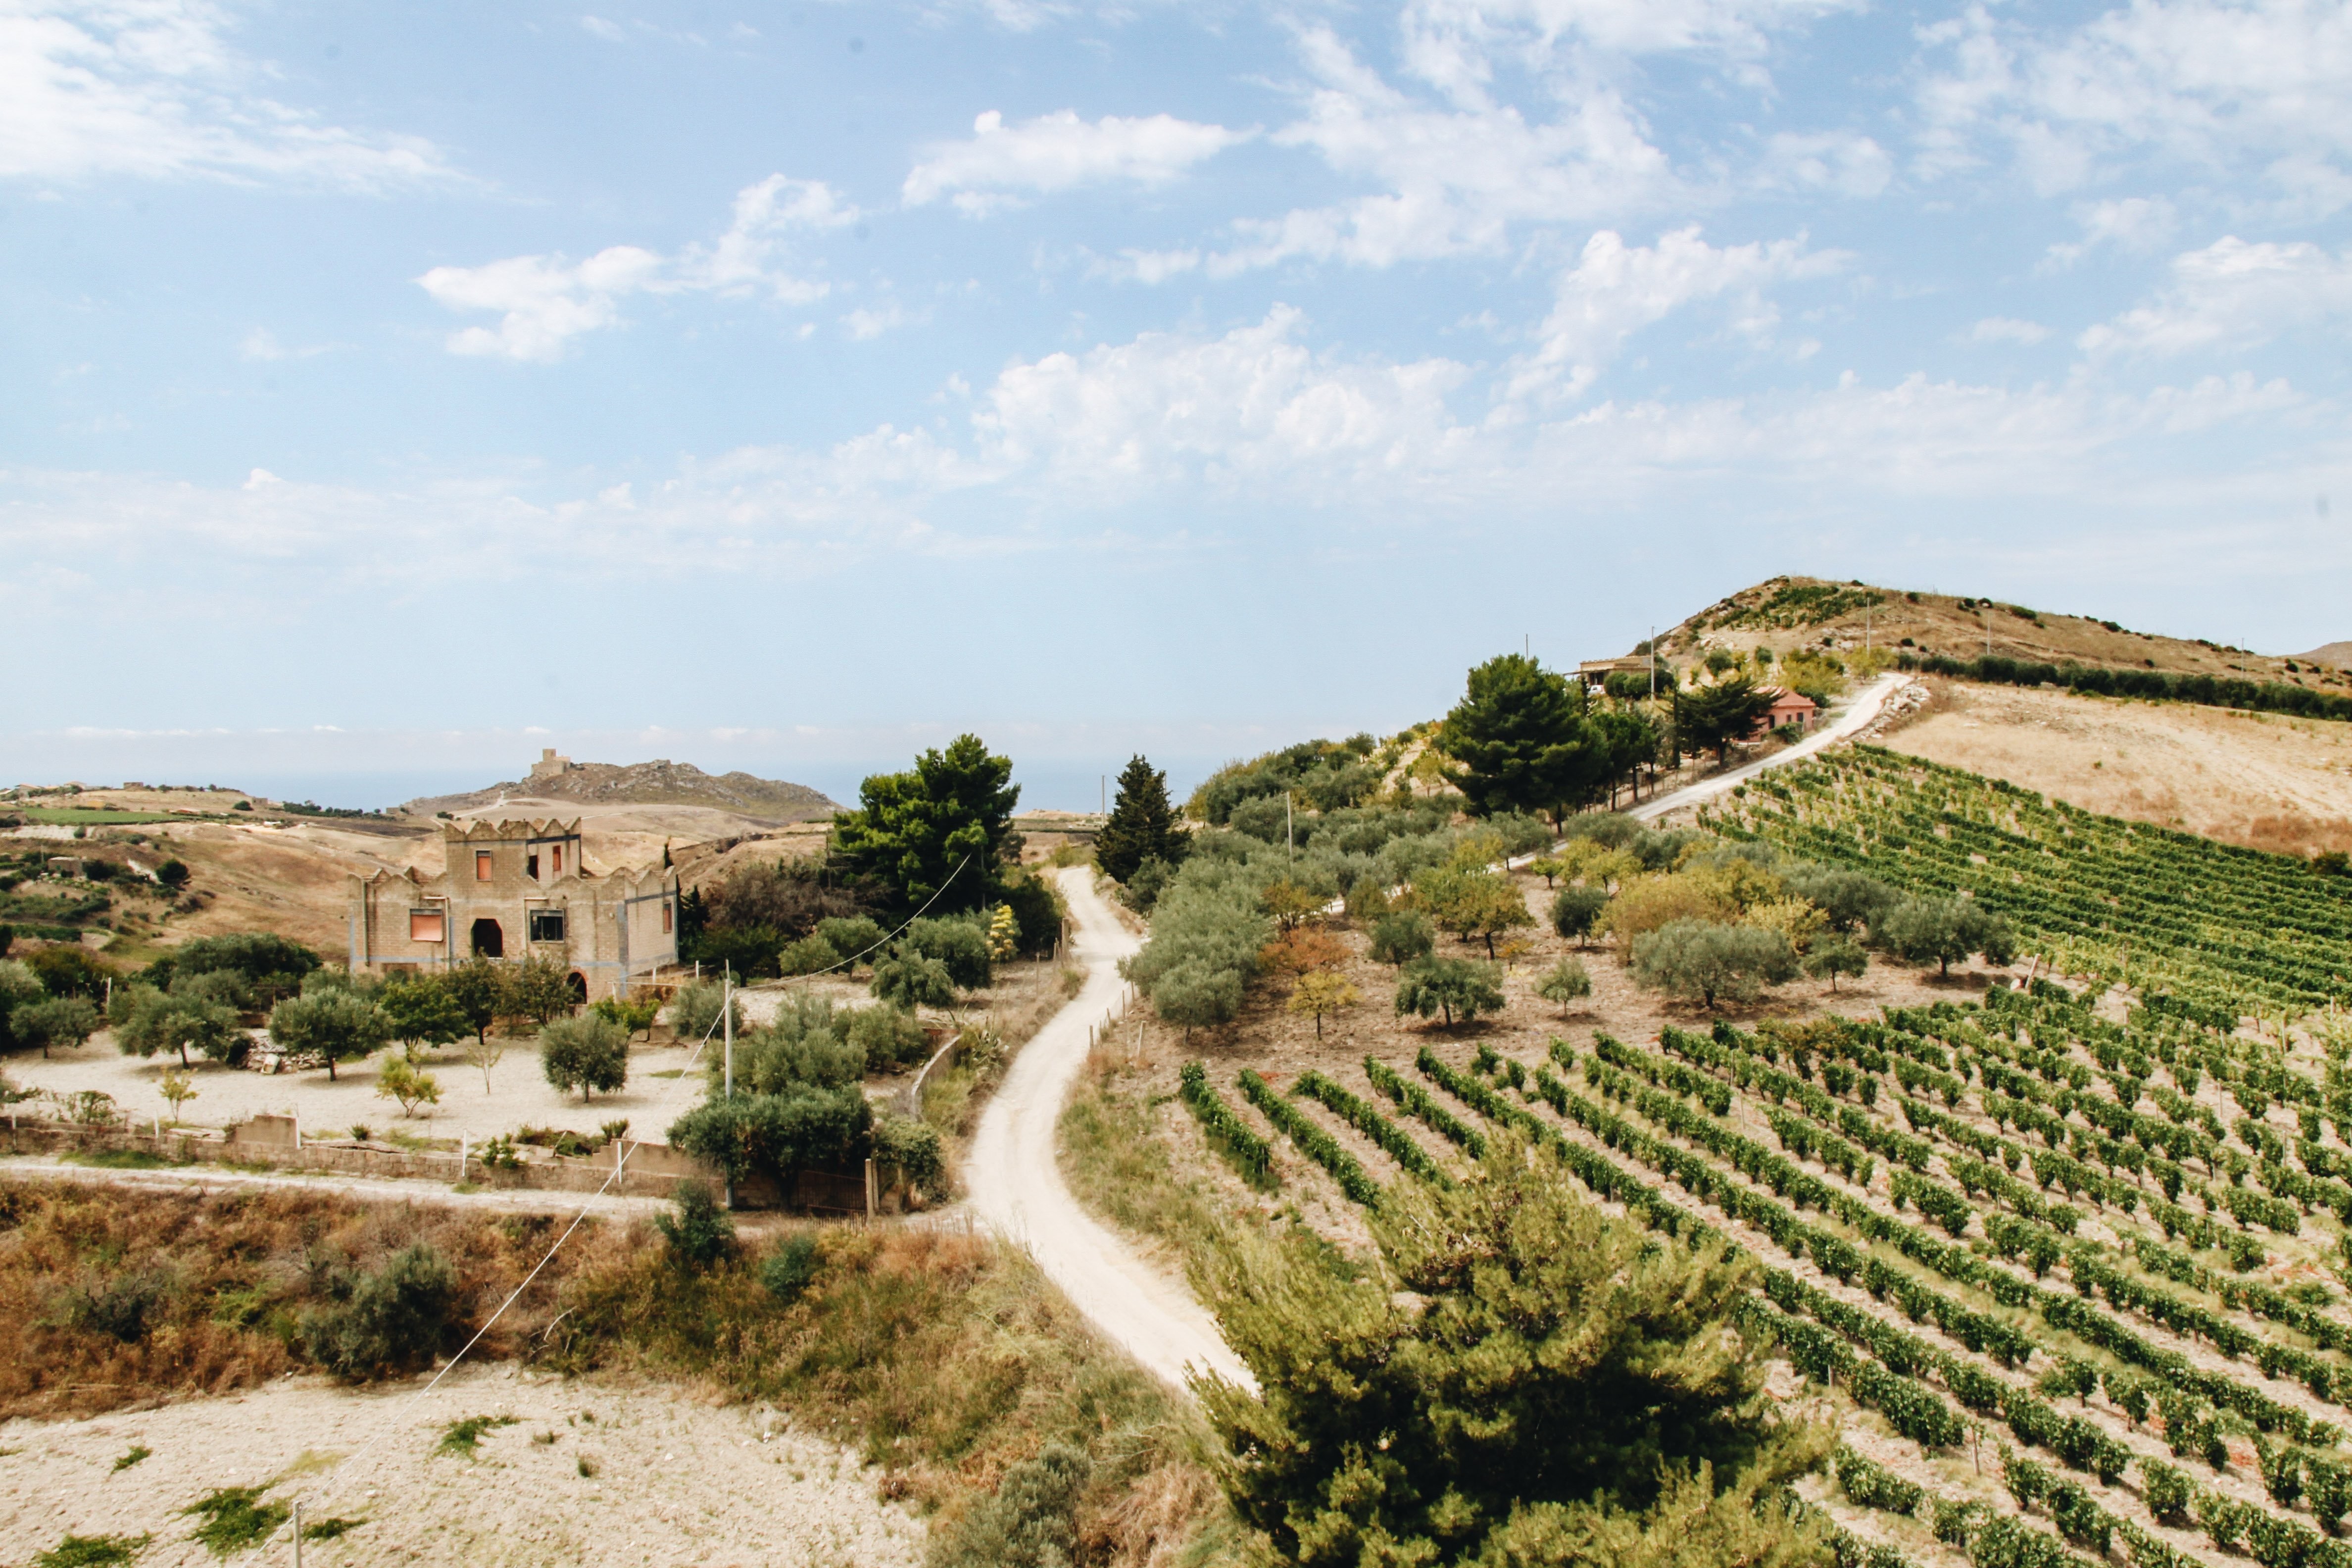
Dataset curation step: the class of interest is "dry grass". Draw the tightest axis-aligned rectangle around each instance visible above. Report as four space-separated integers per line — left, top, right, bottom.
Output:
1885 677 2352 854
0 1175 1243 1565
0 1180 595 1420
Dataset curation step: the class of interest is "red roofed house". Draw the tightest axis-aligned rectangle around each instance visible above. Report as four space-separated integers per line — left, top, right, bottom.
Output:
1751 686 1819 738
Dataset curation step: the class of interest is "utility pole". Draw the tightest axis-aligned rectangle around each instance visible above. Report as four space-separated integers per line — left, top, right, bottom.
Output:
1649 626 1657 698
1285 792 1294 868
722 970 735 1210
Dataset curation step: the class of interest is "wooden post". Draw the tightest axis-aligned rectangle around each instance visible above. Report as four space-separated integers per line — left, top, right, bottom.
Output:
864 1158 878 1219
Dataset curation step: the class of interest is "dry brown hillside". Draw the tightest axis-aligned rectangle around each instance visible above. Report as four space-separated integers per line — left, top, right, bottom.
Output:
1878 677 2352 856
1655 575 2351 686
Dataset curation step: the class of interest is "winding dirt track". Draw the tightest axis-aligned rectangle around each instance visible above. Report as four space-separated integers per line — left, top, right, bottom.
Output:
969 684 1911 1395
965 869 1254 1395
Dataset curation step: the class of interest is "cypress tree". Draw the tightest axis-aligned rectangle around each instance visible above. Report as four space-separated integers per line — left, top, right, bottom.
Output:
1095 754 1185 883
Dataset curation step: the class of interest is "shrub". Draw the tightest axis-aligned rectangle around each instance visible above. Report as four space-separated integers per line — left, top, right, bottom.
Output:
872 1112 944 1192
154 859 189 889
667 977 742 1044
379 974 470 1052
375 1057 441 1118
870 950 956 1010
166 931 319 1004
302 1243 457 1380
540 1014 628 1101
778 934 839 976
667 1083 871 1189
930 1440 1091 1568
1393 955 1505 1028
1152 961 1244 1034
762 1234 823 1303
654 1181 735 1270
814 916 888 971
732 995 862 1092
1368 911 1435 968
902 916 992 990
183 1488 289 1556
1550 883 1609 944
847 1003 930 1073
34 1533 152 1567
587 992 661 1040
1629 920 1799 1010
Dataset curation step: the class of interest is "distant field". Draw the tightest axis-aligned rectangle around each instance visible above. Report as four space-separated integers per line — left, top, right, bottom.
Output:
15 807 190 825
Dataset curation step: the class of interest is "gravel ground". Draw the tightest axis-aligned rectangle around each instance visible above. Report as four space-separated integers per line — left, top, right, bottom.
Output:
0 1363 926 1568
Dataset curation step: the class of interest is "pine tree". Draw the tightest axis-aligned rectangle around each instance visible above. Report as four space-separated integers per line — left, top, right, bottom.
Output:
1095 754 1186 883
1196 1136 1832 1567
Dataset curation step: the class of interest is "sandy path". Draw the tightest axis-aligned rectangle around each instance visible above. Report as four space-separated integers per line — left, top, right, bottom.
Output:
1630 673 1909 824
0 1363 923 1568
966 870 1253 1396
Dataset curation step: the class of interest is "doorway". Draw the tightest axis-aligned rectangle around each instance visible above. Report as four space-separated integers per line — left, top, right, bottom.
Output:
470 918 504 958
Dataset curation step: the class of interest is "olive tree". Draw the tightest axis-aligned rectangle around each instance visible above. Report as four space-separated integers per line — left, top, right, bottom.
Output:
540 1014 629 1101
1394 955 1506 1028
266 989 391 1080
1629 920 1799 1011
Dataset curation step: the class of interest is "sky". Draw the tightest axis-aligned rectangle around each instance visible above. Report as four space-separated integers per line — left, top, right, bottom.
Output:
5 0 2351 810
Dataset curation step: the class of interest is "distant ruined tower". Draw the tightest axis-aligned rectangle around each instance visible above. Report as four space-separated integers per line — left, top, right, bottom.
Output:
528 748 581 783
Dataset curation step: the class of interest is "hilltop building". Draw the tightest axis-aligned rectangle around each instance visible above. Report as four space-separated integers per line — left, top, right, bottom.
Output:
344 817 678 1000
528 748 582 783
1753 686 1820 737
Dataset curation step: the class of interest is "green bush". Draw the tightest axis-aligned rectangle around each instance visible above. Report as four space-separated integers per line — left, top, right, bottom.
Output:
871 1112 943 1192
902 916 991 990
1536 955 1593 1010
667 977 742 1044
929 1440 1091 1568
762 1234 823 1303
778 934 839 976
667 1083 871 1188
301 1243 457 1380
34 1533 152 1567
11 994 100 1056
654 1181 735 1269
183 1488 289 1555
848 1003 930 1073
814 916 887 970
870 951 956 1010
731 994 862 1092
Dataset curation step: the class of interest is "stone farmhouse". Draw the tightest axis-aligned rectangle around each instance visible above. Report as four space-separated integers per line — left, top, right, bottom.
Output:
345 818 679 1000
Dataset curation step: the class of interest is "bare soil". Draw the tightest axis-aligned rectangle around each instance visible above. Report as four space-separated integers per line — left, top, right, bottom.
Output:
0 1364 923 1568
1881 677 2352 855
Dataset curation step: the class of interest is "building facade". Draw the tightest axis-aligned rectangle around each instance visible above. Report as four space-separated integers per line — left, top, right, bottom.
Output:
345 818 679 999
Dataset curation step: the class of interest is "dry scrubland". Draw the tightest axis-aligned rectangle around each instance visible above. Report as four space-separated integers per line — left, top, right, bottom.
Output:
1882 680 2352 857
0 1177 1230 1567
1071 852 2352 1568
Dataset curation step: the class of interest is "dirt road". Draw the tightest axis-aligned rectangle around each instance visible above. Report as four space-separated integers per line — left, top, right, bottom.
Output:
966 869 1253 1395
1631 672 1910 823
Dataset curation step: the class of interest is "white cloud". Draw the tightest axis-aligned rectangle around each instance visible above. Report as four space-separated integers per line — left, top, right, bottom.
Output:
902 109 1248 214
1969 316 2051 344
1753 131 1893 197
580 15 626 42
1916 0 2352 199
417 175 857 360
2044 196 2178 267
1198 28 1677 275
1505 226 1847 402
2080 235 2352 355
842 304 913 340
238 326 336 361
1398 0 1864 86
0 0 449 186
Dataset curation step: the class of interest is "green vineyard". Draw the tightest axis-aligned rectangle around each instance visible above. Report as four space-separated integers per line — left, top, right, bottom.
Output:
1710 747 2352 1012
1184 966 2352 1568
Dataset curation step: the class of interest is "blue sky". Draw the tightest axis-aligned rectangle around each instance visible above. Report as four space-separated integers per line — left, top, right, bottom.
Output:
5 0 2350 810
